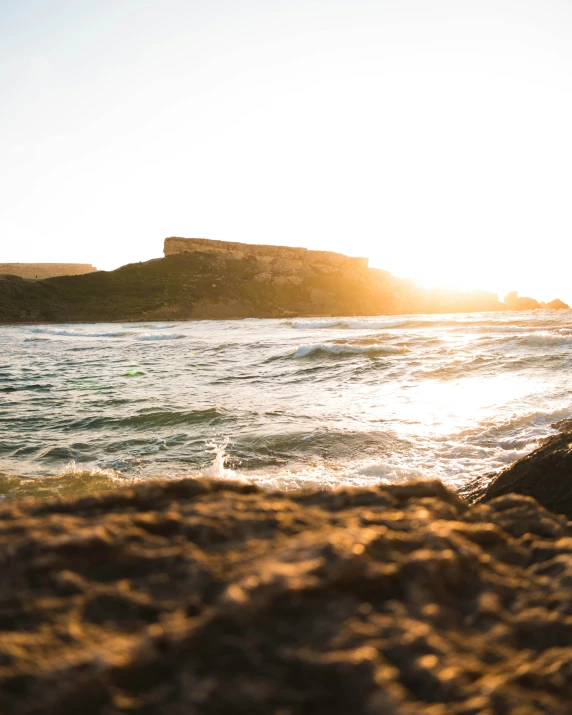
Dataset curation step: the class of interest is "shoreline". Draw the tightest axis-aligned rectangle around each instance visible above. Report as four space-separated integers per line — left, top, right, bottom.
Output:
1 305 570 327
2 247 569 323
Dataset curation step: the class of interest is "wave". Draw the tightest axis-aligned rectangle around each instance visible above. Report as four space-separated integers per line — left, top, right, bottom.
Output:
135 333 186 341
293 343 410 358
130 323 176 330
288 315 555 333
0 383 51 393
346 319 407 330
290 319 407 330
63 407 237 431
486 332 572 348
27 327 132 338
290 320 343 329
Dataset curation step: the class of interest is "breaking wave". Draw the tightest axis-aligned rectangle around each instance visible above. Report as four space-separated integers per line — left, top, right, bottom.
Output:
135 333 186 341
27 327 133 338
290 319 407 330
63 407 236 431
293 343 410 358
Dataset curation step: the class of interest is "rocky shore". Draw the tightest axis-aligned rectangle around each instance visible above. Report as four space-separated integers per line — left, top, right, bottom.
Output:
2 455 572 713
479 419 572 519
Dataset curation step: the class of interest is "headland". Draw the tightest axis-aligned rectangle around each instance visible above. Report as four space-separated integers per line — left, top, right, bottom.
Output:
0 237 568 323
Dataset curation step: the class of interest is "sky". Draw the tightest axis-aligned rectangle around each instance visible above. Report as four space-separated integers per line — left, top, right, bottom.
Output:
1 0 572 302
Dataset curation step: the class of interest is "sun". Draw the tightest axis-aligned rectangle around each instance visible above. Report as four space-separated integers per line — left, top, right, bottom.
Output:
368 247 503 297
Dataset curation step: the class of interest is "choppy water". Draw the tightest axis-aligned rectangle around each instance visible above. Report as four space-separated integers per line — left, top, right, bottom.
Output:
1 311 572 499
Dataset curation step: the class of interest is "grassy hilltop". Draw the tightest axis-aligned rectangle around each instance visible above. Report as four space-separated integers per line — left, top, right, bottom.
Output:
0 249 507 323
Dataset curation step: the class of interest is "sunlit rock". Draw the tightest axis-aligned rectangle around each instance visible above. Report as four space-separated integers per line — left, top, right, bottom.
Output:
504 290 541 310
481 420 572 518
1 478 572 712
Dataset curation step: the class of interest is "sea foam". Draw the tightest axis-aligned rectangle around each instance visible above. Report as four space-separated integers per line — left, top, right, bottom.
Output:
291 319 406 330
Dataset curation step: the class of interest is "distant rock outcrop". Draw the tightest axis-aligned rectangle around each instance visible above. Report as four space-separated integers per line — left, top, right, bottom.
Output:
543 298 570 310
503 291 541 310
0 263 97 279
502 292 569 311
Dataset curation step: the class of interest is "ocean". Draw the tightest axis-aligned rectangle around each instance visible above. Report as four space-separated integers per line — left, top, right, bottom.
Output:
1 310 571 500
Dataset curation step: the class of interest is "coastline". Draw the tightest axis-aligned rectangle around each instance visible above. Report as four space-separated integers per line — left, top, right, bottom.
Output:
1 244 568 323
1 305 570 327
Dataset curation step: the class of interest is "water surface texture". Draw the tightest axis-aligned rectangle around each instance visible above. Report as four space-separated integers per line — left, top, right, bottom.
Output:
1 311 571 498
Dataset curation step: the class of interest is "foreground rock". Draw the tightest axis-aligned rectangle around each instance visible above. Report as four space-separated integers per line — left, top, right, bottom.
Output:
1 478 572 713
481 422 572 518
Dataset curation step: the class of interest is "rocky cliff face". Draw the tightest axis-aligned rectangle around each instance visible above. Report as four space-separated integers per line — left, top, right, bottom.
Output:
0 263 97 279
164 237 370 282
0 250 400 323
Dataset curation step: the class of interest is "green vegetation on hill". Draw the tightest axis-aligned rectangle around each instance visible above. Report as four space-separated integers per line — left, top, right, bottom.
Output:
0 250 565 323
0 252 397 322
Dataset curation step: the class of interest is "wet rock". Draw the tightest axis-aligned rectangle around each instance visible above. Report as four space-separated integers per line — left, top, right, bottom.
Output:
481 429 572 519
1 478 572 713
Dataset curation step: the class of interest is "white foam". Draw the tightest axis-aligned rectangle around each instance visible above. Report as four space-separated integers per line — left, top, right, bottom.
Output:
200 439 238 480
519 332 572 347
344 319 407 330
291 320 343 329
135 333 186 341
291 318 407 330
27 327 131 338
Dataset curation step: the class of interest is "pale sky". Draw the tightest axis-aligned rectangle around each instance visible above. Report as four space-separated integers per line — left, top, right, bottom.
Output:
1 0 572 302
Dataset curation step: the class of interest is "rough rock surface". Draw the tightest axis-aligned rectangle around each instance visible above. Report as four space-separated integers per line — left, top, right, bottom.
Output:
2 478 572 714
481 421 572 518
163 237 370 279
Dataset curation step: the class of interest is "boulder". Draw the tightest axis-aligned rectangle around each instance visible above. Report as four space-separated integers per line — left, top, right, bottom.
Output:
545 298 570 310
1 478 572 713
503 291 541 310
481 421 572 518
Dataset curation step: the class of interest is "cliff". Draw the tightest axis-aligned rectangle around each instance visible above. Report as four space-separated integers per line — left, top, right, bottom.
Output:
0 249 402 323
164 237 369 282
1 476 572 713
0 263 97 279
0 238 567 323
